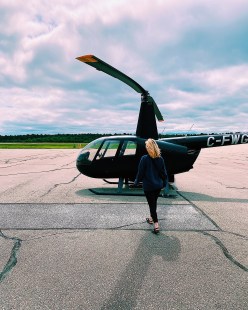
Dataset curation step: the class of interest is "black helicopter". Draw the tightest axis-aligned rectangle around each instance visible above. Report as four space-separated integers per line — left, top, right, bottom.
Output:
76 55 248 190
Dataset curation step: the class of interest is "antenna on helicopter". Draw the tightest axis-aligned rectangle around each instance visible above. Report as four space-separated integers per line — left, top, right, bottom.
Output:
185 124 194 136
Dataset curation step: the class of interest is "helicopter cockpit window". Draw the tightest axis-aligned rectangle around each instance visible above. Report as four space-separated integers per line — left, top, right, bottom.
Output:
79 139 102 162
119 141 137 156
97 140 120 159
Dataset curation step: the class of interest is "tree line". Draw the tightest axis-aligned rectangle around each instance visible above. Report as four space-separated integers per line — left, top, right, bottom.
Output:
0 133 185 143
0 134 110 143
0 132 229 143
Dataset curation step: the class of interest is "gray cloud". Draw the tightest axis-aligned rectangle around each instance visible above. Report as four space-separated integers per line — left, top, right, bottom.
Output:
0 0 248 135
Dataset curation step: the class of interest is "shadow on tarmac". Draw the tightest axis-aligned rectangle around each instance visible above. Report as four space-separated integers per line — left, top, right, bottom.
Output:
179 191 248 203
75 188 179 199
76 188 248 203
101 232 181 310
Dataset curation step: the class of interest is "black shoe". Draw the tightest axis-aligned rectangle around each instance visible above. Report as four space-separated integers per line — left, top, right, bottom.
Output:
153 227 160 234
146 218 153 224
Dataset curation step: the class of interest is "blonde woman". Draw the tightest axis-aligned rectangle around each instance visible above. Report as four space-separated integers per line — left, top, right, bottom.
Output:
134 138 167 234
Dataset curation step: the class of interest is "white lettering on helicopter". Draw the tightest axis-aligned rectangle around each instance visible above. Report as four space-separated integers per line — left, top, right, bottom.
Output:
221 135 230 145
241 134 248 143
231 134 240 144
207 134 248 147
207 136 215 147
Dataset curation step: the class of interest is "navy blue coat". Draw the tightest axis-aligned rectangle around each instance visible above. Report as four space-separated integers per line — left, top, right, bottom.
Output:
134 155 167 191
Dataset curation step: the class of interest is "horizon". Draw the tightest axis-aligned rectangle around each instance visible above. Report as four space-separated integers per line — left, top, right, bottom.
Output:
1 130 247 138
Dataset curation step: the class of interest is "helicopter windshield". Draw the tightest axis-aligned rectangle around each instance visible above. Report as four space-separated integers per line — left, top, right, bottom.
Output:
78 139 103 164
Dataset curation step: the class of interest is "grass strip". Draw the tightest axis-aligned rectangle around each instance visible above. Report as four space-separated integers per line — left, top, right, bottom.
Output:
0 143 87 149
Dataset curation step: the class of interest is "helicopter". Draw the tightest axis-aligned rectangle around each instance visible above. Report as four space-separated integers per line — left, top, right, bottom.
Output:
75 54 248 192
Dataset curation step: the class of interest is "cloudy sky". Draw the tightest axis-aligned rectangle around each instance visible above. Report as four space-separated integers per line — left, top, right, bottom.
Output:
1 0 248 135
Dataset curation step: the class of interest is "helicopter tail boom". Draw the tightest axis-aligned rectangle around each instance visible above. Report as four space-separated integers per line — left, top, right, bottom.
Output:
163 133 248 149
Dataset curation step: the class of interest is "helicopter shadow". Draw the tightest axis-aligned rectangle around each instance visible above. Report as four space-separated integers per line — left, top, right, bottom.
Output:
178 191 248 204
76 184 179 200
101 232 181 310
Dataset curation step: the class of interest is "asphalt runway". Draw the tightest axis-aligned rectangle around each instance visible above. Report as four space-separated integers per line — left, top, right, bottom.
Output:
0 145 247 309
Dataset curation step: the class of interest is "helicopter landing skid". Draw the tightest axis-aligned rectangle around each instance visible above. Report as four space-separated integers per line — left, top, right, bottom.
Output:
88 188 177 197
89 177 178 197
89 188 144 196
89 178 177 197
90 177 144 196
103 178 131 185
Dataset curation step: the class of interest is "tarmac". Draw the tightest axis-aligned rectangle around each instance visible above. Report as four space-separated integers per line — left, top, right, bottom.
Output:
0 145 247 310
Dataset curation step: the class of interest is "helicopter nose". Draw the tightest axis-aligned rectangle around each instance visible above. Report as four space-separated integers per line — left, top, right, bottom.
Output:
76 150 93 176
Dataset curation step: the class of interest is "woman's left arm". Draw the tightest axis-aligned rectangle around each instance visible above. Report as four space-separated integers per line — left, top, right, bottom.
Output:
134 156 145 185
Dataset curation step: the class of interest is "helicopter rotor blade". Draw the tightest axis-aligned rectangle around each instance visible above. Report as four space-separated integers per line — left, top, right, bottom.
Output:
147 95 164 122
77 54 165 124
76 54 147 94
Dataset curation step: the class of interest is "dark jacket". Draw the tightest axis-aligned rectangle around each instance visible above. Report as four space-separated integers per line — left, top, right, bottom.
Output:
134 155 167 191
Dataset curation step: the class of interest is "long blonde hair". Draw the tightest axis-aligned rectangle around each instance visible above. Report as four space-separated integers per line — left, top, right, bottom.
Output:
145 138 161 158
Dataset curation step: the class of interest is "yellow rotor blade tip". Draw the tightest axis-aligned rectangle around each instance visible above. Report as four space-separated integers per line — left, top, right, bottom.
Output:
76 55 97 63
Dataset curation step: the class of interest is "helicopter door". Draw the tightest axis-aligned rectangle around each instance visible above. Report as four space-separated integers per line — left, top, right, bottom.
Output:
117 140 138 177
95 140 121 177
119 141 137 156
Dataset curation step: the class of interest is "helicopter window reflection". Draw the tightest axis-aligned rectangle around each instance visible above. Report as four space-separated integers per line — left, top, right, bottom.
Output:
120 141 137 156
97 140 120 159
81 139 103 162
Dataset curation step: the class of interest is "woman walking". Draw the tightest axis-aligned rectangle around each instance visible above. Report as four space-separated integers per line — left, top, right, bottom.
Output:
134 138 167 234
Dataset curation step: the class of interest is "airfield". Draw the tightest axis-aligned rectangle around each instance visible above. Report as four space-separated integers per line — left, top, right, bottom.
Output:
0 145 247 309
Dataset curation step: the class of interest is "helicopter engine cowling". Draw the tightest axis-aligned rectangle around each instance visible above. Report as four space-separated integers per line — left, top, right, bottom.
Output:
157 140 188 154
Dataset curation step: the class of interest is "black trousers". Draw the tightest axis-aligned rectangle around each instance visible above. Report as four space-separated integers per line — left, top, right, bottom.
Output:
144 189 161 223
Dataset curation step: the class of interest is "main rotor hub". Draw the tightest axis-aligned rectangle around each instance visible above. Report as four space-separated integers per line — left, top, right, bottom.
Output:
141 91 150 103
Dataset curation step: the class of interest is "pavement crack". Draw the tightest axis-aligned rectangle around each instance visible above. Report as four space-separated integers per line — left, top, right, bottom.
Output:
0 153 54 167
61 160 76 168
226 186 248 190
222 230 248 241
176 191 221 230
0 162 30 169
0 230 22 283
201 231 248 272
114 220 149 229
216 181 248 190
0 166 74 177
41 173 81 197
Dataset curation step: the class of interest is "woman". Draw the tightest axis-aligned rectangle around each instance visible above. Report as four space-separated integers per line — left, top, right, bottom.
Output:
134 138 167 234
